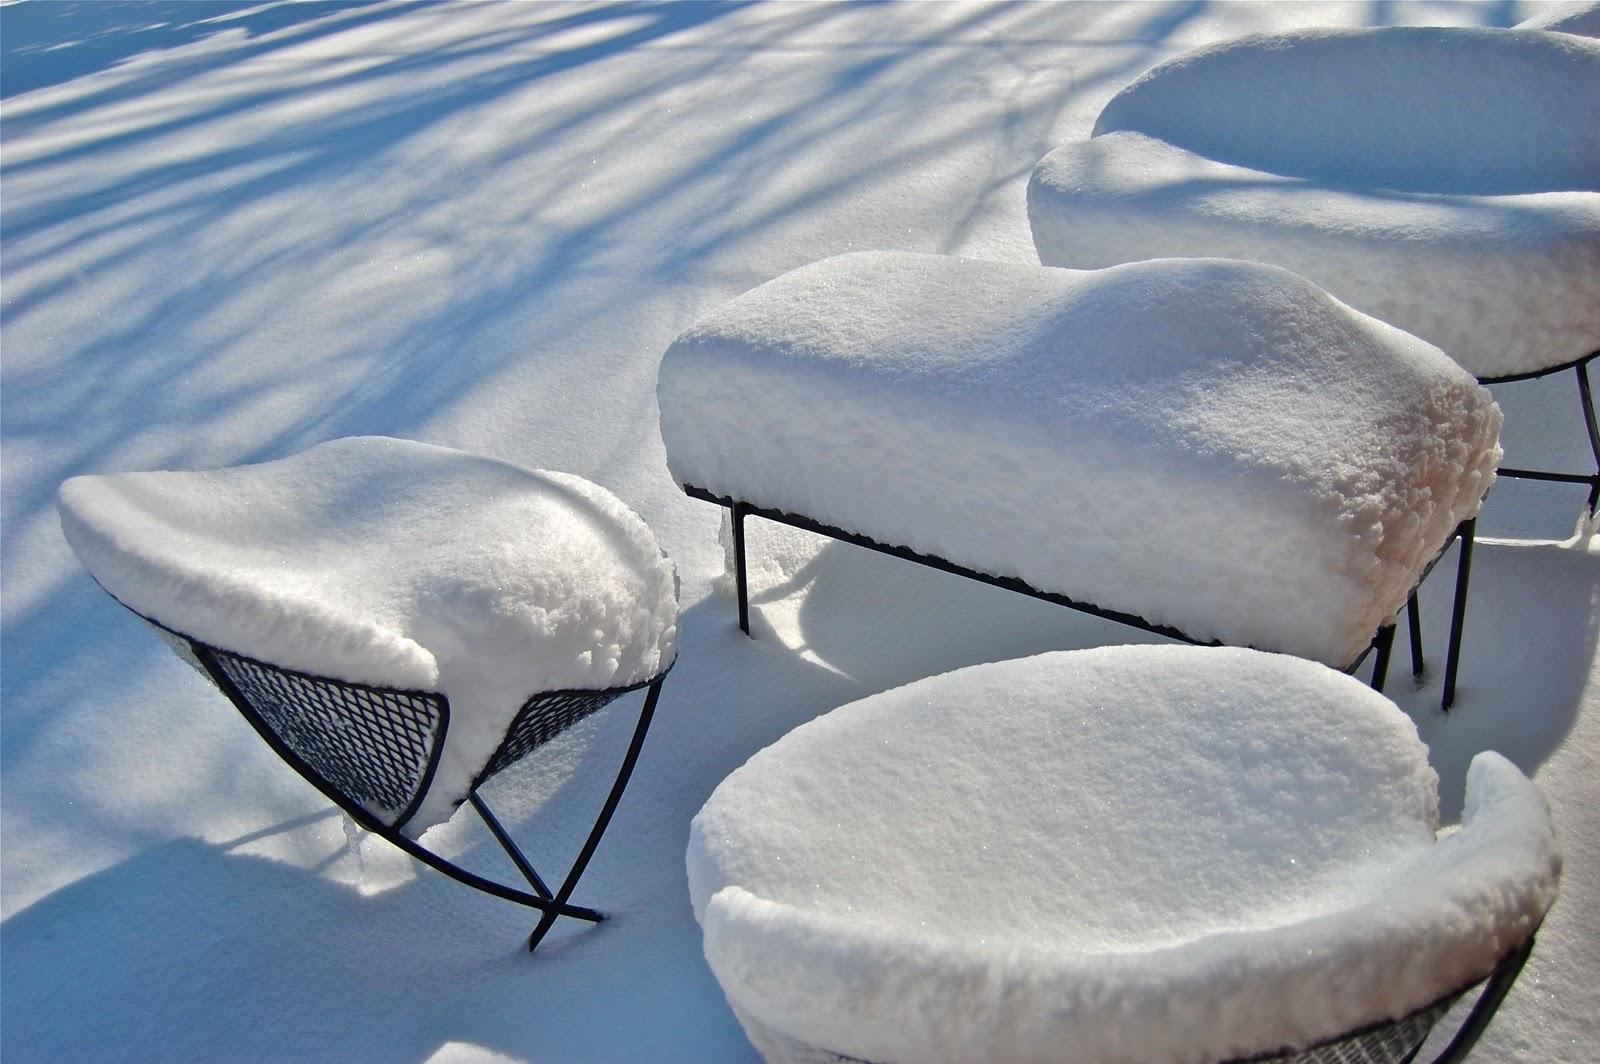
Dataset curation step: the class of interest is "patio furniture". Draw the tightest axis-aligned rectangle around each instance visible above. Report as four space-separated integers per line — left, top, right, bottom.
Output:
57 436 680 952
1027 26 1600 523
657 251 1500 703
688 646 1560 1064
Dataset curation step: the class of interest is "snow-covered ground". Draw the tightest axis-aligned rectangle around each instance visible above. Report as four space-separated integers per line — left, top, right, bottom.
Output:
2 2 1595 1061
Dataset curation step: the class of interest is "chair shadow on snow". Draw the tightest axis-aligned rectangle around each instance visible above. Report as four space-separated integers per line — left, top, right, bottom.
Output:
0 591 864 1063
763 526 1597 825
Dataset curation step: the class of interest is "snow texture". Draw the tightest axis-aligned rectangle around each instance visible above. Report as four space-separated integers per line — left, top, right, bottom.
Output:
57 436 678 833
6 5 1599 1063
658 251 1500 670
1517 1 1600 36
688 646 1562 1064
1027 27 1600 380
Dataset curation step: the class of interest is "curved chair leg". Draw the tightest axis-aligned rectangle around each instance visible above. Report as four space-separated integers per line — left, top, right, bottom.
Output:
1424 935 1536 1064
526 673 666 952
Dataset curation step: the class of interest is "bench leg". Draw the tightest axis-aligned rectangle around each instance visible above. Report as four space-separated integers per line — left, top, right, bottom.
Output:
1491 355 1600 516
1407 591 1425 681
1441 518 1476 711
525 673 666 952
732 502 751 636
1581 360 1600 516
1369 623 1395 693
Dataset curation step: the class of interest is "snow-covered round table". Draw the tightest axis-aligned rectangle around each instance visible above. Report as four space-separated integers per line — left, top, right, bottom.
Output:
58 436 679 949
688 646 1559 1064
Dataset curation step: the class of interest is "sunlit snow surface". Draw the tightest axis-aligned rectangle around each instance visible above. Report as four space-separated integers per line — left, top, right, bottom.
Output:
3 2 1597 1062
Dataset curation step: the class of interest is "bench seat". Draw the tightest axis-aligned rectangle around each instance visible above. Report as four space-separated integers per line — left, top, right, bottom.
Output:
657 252 1499 670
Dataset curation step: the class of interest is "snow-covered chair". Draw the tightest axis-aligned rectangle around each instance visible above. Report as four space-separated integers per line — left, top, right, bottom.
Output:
689 646 1560 1064
57 436 679 952
658 252 1500 699
1027 27 1600 528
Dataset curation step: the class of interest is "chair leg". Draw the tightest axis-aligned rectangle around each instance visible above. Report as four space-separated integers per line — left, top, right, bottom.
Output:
471 792 553 899
1578 361 1600 515
1442 518 1476 711
526 674 666 952
1407 591 1425 681
1369 623 1395 693
732 502 751 635
1424 935 1536 1064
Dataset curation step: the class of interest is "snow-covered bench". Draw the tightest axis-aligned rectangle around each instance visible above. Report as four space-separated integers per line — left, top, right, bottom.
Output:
688 646 1560 1064
1027 26 1600 513
57 436 679 951
658 252 1500 691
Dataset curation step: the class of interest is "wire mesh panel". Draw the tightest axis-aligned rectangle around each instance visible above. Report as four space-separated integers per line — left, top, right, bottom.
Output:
731 991 1459 1064
205 647 446 829
1247 994 1458 1064
478 688 626 785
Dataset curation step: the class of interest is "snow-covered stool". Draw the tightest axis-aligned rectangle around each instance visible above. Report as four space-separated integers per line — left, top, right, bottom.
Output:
1027 26 1600 531
688 646 1560 1064
57 436 679 952
657 252 1500 699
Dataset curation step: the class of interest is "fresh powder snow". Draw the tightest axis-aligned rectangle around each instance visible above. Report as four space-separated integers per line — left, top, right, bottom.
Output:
56 436 679 833
689 646 1561 1064
659 251 1500 669
1027 27 1600 380
5 4 1598 1063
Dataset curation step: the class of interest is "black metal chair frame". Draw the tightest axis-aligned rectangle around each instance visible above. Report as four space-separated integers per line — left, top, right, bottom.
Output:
684 485 1478 709
131 606 667 953
1482 349 1600 516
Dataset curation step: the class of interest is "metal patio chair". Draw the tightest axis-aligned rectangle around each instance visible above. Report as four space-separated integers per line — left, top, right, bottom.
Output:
58 436 680 952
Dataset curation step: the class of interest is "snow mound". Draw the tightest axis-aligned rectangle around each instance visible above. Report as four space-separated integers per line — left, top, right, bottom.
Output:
688 647 1561 1064
657 251 1499 669
57 436 679 833
1516 2 1600 37
1028 27 1600 379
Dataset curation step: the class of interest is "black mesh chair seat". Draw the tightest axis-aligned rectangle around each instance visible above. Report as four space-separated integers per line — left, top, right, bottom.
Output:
206 645 447 830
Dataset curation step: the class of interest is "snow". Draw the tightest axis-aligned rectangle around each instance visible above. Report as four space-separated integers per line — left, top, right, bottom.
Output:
689 646 1560 1064
1028 27 1600 379
3 3 1598 1062
660 251 1500 669
1517 1 1600 35
56 436 679 834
